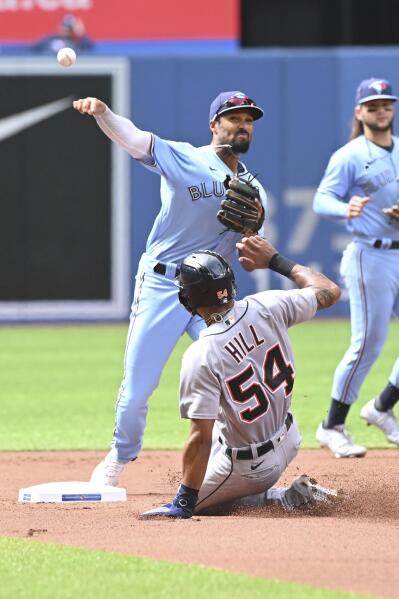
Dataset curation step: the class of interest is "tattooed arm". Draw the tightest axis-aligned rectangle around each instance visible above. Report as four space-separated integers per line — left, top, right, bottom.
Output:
288 264 341 310
236 235 341 310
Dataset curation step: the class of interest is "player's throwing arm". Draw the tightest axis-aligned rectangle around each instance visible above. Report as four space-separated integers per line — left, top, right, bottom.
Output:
73 98 107 116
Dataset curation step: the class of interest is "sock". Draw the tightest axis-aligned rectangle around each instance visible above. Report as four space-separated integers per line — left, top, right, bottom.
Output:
324 399 350 428
374 383 399 412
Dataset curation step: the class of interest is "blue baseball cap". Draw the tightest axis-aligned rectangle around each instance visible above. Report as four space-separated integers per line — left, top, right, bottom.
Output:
209 91 264 122
355 78 398 105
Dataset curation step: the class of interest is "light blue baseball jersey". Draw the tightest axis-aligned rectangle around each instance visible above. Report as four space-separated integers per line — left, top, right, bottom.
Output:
108 132 268 463
141 136 267 264
313 133 399 409
314 135 399 239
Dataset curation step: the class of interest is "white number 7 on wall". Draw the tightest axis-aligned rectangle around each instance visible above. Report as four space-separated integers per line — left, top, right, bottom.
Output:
285 187 318 254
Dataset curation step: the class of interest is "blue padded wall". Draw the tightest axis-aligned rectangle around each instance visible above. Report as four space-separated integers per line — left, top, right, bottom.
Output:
127 48 399 316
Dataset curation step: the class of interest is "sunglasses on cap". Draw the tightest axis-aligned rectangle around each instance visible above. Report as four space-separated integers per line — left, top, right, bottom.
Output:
216 95 257 115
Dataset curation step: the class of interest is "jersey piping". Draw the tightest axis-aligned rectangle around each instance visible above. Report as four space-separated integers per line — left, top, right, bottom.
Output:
338 249 369 404
195 456 234 508
201 301 250 337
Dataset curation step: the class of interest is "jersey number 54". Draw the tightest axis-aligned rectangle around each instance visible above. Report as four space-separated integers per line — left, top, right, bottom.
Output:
225 343 294 423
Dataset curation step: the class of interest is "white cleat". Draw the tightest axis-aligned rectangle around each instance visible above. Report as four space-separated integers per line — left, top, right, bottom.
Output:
90 452 125 487
267 474 337 511
316 422 367 458
360 399 399 445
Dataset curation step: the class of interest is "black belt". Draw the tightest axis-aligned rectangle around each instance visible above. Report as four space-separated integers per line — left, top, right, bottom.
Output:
220 413 293 460
153 262 167 275
153 262 180 276
373 240 399 249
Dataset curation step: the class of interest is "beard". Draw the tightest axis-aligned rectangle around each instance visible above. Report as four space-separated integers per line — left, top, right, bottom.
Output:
364 115 394 133
230 136 250 154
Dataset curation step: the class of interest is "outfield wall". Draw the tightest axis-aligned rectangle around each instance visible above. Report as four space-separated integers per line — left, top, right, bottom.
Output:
129 47 399 317
1 47 399 320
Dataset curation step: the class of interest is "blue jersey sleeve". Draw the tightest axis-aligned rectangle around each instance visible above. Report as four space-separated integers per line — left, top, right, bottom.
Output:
313 190 348 219
314 149 356 219
141 135 194 182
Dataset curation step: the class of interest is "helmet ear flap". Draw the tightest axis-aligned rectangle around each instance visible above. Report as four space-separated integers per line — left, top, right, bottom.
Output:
178 290 197 315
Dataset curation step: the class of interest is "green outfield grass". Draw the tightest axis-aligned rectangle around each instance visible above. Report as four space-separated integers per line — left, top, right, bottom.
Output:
1 324 393 599
0 320 397 451
0 537 379 599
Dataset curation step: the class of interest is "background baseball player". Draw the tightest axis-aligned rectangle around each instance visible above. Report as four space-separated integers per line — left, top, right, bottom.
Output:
142 236 340 518
73 92 267 485
314 78 399 458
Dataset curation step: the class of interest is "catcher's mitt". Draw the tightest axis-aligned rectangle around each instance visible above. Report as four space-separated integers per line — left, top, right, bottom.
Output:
217 175 264 234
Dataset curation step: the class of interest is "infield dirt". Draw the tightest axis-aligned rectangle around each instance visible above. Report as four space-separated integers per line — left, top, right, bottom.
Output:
1 450 398 599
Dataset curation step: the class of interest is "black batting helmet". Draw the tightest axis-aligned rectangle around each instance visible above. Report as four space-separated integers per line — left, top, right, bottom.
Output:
176 251 236 314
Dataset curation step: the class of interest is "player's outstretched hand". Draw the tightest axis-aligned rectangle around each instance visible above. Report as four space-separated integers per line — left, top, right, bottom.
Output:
236 235 277 271
73 97 107 116
141 502 193 519
346 195 369 219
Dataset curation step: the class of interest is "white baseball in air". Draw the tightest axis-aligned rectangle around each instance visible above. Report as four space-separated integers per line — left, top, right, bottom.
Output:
57 47 77 68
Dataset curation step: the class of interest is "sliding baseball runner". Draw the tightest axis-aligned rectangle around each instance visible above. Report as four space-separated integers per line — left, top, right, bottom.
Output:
143 236 340 518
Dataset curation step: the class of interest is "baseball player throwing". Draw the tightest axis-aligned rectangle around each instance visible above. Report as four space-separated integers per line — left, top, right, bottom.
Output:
73 92 267 485
314 78 399 457
142 236 340 518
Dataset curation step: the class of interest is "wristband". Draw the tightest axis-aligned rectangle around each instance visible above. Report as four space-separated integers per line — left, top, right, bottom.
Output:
173 484 199 515
269 253 296 277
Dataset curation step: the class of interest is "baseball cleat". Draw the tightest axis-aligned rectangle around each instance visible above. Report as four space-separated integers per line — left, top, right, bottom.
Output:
267 475 337 511
316 422 367 458
141 503 192 519
360 399 399 445
90 452 125 487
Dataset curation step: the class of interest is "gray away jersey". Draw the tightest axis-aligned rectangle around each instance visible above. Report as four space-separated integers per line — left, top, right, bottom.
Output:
180 288 317 447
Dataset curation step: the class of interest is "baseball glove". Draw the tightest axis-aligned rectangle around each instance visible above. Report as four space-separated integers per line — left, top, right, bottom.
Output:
217 175 264 234
383 199 399 220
